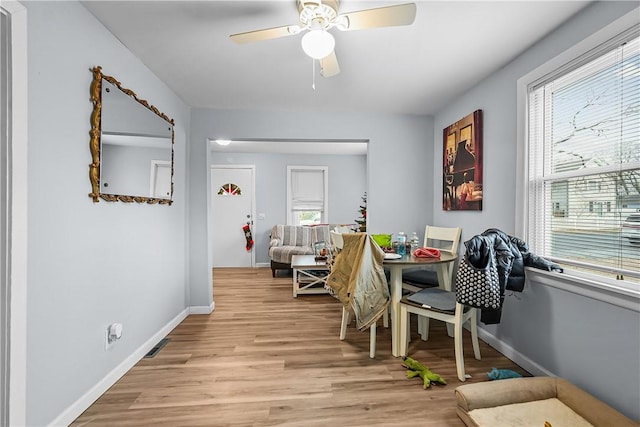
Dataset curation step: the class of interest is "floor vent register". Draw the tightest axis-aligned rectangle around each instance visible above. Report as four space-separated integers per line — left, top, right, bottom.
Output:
144 338 170 358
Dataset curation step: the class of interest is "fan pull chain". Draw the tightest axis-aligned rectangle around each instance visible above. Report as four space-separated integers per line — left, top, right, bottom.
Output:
312 58 316 91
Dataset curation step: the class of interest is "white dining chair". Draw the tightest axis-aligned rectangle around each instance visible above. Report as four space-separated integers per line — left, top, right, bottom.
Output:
402 225 462 293
331 232 388 359
329 230 344 254
399 287 480 381
340 308 383 359
401 226 462 338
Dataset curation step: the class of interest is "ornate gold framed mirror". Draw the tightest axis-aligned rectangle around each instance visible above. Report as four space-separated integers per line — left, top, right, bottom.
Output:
89 66 175 204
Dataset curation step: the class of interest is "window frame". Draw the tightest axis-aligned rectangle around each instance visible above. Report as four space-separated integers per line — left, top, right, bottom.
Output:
1 2 28 425
516 8 640 312
286 165 329 226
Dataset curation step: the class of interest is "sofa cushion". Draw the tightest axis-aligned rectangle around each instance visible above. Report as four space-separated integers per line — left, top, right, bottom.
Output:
270 225 314 247
467 398 593 427
310 225 331 245
268 245 315 264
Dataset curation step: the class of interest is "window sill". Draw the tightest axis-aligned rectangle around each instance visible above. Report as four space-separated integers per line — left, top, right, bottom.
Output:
525 267 640 313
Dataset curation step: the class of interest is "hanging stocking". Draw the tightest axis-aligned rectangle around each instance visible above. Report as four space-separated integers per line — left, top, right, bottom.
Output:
242 223 254 251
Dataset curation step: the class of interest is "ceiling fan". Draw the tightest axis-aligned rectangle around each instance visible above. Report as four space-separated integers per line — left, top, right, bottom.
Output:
230 1 417 78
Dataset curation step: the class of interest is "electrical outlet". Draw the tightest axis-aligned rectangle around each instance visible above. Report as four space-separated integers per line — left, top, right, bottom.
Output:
105 323 123 350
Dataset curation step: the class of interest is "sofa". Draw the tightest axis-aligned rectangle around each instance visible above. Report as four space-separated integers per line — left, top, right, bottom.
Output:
455 377 637 427
268 224 353 277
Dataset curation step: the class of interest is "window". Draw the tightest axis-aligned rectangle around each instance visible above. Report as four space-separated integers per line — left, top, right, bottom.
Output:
217 183 242 196
525 28 639 285
287 166 328 226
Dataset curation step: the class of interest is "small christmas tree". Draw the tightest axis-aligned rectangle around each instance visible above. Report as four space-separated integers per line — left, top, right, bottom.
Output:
355 192 367 232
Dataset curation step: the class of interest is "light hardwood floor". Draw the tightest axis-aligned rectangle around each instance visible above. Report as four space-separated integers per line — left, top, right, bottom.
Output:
72 267 527 426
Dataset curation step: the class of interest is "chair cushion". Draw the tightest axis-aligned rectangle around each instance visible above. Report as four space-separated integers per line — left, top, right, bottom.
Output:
404 288 456 312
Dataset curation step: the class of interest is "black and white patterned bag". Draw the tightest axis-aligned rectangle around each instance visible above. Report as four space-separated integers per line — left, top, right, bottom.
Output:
455 252 501 310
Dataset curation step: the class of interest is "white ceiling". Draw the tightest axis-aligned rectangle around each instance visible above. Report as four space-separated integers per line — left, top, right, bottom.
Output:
82 0 592 117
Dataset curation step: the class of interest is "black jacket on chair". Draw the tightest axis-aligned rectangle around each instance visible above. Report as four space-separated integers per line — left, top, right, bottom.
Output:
464 228 563 324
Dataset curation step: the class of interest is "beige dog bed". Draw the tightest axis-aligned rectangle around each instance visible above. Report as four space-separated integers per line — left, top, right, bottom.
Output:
455 377 637 427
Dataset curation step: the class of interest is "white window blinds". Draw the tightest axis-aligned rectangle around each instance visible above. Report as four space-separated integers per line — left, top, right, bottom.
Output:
291 168 325 211
527 30 640 283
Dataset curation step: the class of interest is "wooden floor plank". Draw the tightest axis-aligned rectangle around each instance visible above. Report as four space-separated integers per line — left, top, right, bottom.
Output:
71 267 528 426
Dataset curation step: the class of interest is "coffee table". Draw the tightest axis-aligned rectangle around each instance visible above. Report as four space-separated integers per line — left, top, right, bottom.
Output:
291 254 330 298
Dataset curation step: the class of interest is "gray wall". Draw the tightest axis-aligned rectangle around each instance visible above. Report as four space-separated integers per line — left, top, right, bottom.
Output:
431 2 640 420
24 2 189 425
189 108 433 306
210 151 366 264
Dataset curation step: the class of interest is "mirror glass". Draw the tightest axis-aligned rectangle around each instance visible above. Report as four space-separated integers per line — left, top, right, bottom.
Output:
89 66 174 204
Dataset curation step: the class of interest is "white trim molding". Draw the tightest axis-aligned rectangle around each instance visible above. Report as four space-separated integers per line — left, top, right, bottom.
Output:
1 2 28 426
189 301 215 315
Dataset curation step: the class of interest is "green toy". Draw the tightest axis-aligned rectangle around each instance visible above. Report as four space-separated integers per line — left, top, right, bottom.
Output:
401 357 447 389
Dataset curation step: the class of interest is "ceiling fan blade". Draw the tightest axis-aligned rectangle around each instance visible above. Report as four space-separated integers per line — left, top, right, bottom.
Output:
230 25 297 44
339 3 416 31
320 51 340 78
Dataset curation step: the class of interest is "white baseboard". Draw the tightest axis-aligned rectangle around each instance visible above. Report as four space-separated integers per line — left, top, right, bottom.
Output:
49 308 190 427
189 301 215 314
477 327 555 377
255 262 269 268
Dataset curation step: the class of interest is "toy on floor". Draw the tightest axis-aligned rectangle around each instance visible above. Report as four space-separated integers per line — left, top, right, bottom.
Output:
487 367 522 380
402 357 447 389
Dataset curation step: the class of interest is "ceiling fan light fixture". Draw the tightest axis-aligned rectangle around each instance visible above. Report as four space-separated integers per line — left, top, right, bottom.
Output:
301 30 335 59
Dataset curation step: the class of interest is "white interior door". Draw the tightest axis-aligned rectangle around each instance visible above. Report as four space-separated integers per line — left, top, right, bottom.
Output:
211 166 254 267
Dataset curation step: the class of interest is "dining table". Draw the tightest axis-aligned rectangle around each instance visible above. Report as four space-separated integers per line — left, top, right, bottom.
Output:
382 251 458 357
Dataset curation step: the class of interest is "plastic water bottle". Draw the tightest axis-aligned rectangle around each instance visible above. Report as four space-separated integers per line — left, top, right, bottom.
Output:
396 232 407 256
410 232 420 254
